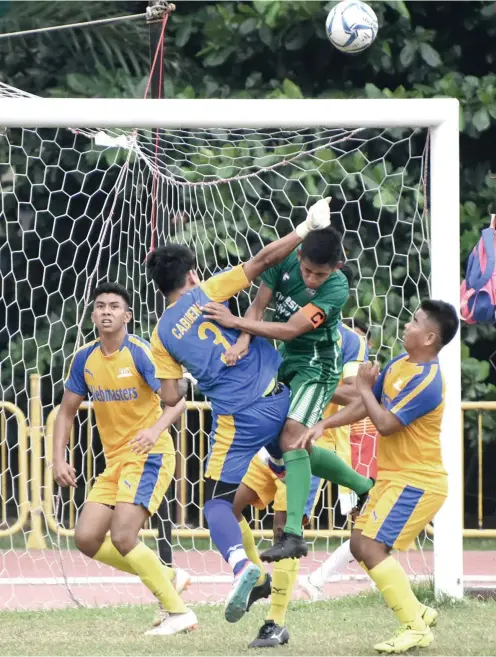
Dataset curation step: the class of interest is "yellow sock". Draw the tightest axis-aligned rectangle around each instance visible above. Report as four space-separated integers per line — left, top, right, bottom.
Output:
94 538 136 575
124 542 187 614
239 517 265 587
267 558 299 626
368 557 425 630
93 538 175 582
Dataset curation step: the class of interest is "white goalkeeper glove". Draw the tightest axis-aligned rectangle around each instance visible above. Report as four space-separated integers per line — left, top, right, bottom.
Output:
295 197 332 240
182 368 197 386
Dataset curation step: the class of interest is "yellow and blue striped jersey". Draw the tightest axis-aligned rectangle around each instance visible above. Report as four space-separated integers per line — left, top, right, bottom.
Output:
151 265 282 415
65 334 173 462
373 353 447 494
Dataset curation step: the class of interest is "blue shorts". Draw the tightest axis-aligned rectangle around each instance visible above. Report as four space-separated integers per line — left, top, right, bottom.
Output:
205 384 290 485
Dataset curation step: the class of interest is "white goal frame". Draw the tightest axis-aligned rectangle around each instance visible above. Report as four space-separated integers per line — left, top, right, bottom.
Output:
0 97 462 600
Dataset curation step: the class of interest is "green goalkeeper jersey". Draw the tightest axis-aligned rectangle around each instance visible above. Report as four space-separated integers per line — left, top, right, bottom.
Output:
261 249 349 366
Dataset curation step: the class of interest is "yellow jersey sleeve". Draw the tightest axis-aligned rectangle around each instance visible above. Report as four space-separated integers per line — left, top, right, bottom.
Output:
200 265 250 302
343 360 361 379
64 348 89 396
150 326 183 380
389 364 442 425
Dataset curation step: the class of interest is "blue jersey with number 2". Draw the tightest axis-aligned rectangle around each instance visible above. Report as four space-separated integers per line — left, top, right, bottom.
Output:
151 265 282 416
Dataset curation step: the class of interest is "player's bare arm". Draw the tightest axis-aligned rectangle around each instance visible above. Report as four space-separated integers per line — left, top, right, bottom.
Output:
224 283 273 366
158 378 188 408
329 379 361 406
356 362 403 436
296 396 368 451
241 198 331 283
52 389 84 487
202 300 316 341
130 397 187 455
297 361 401 451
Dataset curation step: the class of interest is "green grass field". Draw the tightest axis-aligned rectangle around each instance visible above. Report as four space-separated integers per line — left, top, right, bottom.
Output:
2 592 496 656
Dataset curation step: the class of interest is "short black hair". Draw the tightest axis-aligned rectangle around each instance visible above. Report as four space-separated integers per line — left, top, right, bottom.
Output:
420 299 459 348
147 244 196 297
93 282 130 308
300 226 343 268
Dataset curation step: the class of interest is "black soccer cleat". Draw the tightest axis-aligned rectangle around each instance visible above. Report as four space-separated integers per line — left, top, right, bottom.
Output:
260 532 308 563
249 621 290 648
351 478 375 522
246 572 272 612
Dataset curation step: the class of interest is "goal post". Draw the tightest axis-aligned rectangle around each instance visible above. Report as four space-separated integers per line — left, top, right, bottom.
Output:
0 97 458 130
0 96 462 602
428 108 463 600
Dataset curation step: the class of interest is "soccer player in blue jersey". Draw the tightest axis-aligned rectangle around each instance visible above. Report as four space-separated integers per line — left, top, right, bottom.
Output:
52 282 196 636
146 199 331 623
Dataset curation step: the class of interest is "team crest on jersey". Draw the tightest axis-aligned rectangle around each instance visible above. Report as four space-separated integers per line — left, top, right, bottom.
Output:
117 367 133 379
282 272 290 281
393 379 406 392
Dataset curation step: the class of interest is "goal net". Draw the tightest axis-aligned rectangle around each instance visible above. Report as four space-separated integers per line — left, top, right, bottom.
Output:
0 82 456 611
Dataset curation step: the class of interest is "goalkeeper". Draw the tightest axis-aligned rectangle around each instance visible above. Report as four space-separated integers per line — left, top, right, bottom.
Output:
202 221 374 562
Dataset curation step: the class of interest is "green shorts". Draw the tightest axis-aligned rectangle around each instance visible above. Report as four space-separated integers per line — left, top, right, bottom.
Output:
278 356 342 428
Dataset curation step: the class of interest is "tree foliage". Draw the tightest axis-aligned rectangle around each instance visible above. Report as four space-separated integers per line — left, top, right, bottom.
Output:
1 1 495 433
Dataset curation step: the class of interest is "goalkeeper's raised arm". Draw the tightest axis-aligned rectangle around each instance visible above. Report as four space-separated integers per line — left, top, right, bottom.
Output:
147 197 331 313
240 197 332 283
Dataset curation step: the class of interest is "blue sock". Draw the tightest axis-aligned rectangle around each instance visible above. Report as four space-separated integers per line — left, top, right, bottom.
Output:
204 498 249 575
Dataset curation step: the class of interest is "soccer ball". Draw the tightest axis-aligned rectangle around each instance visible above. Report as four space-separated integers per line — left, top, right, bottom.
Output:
326 0 378 54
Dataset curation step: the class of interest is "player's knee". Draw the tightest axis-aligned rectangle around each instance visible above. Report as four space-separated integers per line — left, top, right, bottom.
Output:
232 483 258 520
110 525 135 556
231 496 245 521
354 534 389 570
74 525 102 558
279 419 305 452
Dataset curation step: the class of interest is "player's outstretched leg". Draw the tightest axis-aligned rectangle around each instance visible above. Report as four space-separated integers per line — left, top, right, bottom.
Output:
204 482 261 623
300 538 354 601
310 445 374 509
260 449 374 564
261 407 373 563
